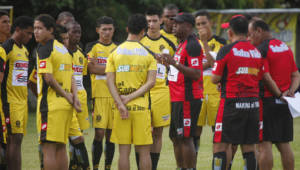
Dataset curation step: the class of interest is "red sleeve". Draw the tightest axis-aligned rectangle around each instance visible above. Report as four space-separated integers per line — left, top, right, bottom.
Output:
212 57 226 76
186 49 203 70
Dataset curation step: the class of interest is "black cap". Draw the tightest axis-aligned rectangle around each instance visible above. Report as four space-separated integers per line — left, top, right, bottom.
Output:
171 12 195 26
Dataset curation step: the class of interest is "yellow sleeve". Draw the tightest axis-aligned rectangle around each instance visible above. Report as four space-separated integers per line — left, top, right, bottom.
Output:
0 47 7 62
83 57 88 76
37 57 53 74
105 53 115 73
87 46 95 63
148 55 157 71
29 68 37 84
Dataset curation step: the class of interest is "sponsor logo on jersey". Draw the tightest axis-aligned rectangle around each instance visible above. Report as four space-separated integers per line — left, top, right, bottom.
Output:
39 61 46 69
235 101 259 109
41 123 47 131
215 123 222 132
97 57 107 65
191 58 199 66
184 118 191 127
232 48 261 58
236 67 259 75
270 43 289 53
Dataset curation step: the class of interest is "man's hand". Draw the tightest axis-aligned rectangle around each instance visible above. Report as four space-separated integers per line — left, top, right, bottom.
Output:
117 103 129 119
65 92 74 105
90 57 98 64
198 28 208 43
73 96 82 113
161 53 176 66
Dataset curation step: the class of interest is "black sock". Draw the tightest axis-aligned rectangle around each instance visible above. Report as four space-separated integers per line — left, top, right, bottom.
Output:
150 152 160 170
104 139 115 170
92 139 103 170
74 142 90 170
212 152 226 170
193 136 200 155
243 152 257 170
69 142 79 170
135 152 139 169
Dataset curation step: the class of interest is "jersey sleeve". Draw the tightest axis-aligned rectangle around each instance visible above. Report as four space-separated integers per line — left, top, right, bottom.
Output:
83 57 88 76
0 47 6 72
37 43 53 74
212 44 231 76
29 68 37 84
85 41 97 63
148 55 157 71
288 49 298 72
105 53 115 73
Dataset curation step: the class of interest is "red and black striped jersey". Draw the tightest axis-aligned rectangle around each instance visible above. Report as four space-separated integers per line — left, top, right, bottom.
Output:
168 35 204 102
257 39 298 97
212 40 263 98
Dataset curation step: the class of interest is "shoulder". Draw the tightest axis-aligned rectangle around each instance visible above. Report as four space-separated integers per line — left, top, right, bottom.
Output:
37 39 54 59
185 34 201 57
161 35 176 51
2 39 15 54
213 35 227 45
138 42 156 58
85 41 98 53
257 39 271 58
216 41 238 60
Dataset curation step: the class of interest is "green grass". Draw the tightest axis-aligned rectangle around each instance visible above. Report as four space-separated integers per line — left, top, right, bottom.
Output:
22 113 300 170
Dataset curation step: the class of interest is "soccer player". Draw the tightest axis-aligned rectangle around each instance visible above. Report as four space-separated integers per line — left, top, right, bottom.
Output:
106 13 157 170
194 11 226 156
0 10 11 44
248 19 300 170
161 12 204 169
85 16 117 170
211 15 263 170
56 11 75 27
1 16 33 170
140 7 176 170
34 14 81 170
65 21 90 170
0 45 6 170
160 4 178 46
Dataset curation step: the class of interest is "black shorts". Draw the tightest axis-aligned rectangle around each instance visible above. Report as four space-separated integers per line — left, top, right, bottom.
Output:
262 97 293 143
169 99 202 139
213 97 260 144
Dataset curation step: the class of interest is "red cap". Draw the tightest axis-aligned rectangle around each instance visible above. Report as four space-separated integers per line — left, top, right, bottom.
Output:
221 14 245 29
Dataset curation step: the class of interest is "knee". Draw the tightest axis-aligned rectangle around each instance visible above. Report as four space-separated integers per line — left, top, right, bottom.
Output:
94 129 105 141
152 127 163 139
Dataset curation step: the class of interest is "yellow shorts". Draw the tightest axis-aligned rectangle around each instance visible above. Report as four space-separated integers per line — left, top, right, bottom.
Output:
69 111 83 137
37 109 73 144
150 91 171 127
3 102 28 135
197 94 220 126
92 97 114 129
76 91 90 130
110 109 153 145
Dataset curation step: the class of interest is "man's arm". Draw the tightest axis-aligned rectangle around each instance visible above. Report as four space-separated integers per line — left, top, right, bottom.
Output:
262 73 282 98
42 73 73 104
87 58 106 75
161 53 200 80
120 70 156 104
106 72 129 119
211 74 221 84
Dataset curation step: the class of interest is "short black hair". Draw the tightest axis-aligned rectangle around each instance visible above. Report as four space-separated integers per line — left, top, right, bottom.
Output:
55 24 67 43
65 20 80 31
96 16 114 28
252 20 270 32
35 14 56 33
127 14 147 35
194 11 210 20
164 4 178 11
145 6 162 17
229 16 248 36
57 11 74 21
11 16 33 33
0 10 8 18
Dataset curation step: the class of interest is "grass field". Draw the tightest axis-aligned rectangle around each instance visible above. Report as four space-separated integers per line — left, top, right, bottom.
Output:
22 113 300 170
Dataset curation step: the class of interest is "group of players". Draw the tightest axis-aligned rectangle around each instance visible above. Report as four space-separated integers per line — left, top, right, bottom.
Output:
0 3 299 170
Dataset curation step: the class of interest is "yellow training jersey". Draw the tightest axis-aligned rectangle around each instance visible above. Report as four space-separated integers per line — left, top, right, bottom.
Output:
86 41 117 98
199 35 226 94
160 29 178 47
105 41 157 110
37 39 73 112
1 39 29 104
70 48 87 93
140 34 175 93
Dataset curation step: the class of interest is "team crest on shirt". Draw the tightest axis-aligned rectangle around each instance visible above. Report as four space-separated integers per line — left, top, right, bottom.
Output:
16 120 20 128
209 44 215 51
96 115 101 122
159 45 165 52
183 118 191 127
79 57 83 64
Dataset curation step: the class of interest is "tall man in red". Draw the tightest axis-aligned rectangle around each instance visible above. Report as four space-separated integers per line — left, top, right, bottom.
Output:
162 12 204 170
211 16 263 170
248 19 300 170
